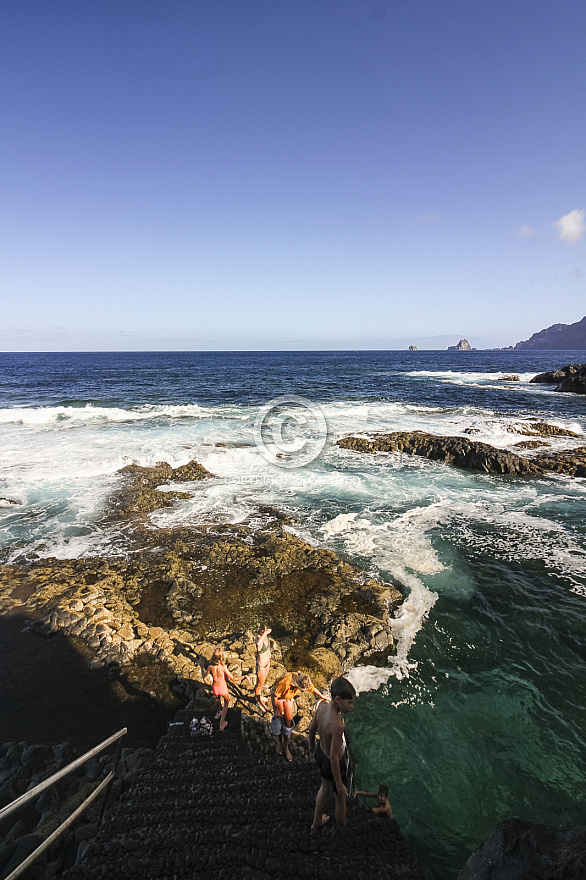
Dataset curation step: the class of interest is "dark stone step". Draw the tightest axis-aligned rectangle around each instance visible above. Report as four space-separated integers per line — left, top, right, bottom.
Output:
61 708 426 880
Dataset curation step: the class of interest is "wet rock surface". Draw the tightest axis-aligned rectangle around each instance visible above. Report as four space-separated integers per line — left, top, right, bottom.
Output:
461 421 580 439
531 363 586 395
338 432 537 475
508 421 581 438
110 460 214 520
60 708 426 880
337 430 586 478
0 522 400 723
0 459 402 731
514 439 549 449
457 818 586 880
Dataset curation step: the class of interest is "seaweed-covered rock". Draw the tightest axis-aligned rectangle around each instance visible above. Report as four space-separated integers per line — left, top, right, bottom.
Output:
0 520 402 711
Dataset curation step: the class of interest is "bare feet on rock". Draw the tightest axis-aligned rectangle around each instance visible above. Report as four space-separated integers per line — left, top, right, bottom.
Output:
311 814 330 830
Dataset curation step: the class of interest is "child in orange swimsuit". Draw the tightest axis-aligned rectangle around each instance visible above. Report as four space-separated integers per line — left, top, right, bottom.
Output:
270 671 329 761
199 648 251 731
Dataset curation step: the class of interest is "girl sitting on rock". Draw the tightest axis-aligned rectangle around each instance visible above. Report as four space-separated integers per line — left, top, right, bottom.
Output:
199 648 251 731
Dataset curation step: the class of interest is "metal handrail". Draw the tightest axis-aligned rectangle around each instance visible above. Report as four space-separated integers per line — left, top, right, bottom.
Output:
0 727 127 880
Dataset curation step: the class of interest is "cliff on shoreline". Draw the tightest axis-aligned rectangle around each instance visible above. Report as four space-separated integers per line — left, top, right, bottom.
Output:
515 315 586 350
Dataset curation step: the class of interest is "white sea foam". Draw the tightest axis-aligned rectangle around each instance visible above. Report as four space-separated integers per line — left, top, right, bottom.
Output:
0 402 249 425
405 370 537 384
319 509 441 691
1 387 585 642
443 414 584 448
347 566 438 691
320 507 446 575
364 493 586 581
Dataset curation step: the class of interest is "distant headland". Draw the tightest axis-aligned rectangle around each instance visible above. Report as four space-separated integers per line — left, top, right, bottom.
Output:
450 315 586 351
513 314 586 350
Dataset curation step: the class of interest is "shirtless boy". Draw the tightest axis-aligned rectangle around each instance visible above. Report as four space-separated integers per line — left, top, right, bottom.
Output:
308 675 356 829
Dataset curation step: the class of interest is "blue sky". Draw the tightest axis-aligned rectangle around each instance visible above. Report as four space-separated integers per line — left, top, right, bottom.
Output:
1 0 585 350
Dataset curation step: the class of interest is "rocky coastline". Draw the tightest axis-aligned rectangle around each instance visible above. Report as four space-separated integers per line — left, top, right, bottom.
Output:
336 420 586 478
2 426 585 878
0 458 415 879
0 459 402 740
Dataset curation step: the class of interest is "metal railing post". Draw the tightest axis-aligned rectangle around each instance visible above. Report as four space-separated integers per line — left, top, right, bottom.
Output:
0 727 127 880
97 733 124 831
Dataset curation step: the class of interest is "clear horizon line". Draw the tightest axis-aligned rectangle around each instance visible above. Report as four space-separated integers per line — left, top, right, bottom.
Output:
3 347 585 355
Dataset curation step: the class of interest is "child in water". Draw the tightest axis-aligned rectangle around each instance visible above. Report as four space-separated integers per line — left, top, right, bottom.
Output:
353 784 393 818
199 648 251 731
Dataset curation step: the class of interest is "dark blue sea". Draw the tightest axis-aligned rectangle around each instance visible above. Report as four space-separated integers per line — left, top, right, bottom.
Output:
1 350 585 878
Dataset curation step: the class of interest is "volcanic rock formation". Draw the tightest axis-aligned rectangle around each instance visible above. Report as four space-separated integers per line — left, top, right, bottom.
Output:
447 339 474 351
336 428 586 478
531 363 586 395
458 818 586 880
0 460 402 734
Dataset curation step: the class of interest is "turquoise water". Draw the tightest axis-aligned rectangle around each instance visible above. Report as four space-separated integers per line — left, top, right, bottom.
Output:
348 550 586 876
1 351 585 877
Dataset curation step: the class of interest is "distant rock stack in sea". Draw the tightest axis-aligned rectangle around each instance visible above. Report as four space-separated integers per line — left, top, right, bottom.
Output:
447 338 476 351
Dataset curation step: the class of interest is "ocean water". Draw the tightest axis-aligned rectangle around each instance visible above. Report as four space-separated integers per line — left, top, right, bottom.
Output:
1 350 585 877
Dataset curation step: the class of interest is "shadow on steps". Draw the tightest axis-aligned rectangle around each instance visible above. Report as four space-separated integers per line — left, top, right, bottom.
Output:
62 707 427 880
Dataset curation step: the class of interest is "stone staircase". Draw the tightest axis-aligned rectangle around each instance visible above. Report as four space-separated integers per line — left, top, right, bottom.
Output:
62 708 427 880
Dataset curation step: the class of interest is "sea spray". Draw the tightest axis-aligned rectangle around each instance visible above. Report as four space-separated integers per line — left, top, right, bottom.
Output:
2 349 586 879
347 566 438 691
